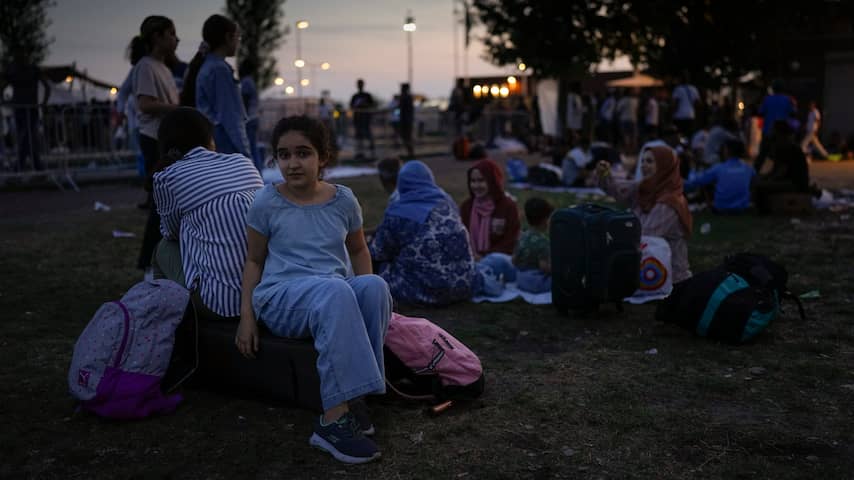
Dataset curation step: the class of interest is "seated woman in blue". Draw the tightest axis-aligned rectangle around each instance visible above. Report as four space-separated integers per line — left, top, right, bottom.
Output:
236 116 391 465
370 160 477 306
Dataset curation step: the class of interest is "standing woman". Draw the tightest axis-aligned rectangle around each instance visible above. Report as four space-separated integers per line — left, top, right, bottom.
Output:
132 15 180 272
182 14 250 157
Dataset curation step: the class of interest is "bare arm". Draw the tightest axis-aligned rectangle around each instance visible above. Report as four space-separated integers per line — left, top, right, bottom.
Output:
236 227 268 359
345 228 373 275
137 95 177 116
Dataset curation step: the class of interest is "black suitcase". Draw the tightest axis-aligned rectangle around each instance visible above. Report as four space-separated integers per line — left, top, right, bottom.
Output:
550 204 641 314
165 298 323 412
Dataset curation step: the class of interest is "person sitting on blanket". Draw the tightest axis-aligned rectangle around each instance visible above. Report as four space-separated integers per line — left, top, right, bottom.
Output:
369 160 478 306
152 107 264 320
684 138 755 214
595 145 693 283
512 197 554 293
236 115 391 464
460 158 521 259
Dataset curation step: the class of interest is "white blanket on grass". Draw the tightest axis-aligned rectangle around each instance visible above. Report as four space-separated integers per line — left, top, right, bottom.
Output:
508 183 608 197
262 166 377 184
472 282 552 305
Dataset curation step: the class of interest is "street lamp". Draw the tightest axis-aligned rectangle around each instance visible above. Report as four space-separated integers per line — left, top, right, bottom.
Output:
274 77 285 86
304 61 331 96
321 62 331 71
285 85 295 95
295 19 309 97
403 11 416 87
517 62 527 71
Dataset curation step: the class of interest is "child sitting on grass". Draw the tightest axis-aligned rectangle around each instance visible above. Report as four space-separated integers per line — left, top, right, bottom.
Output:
512 197 554 293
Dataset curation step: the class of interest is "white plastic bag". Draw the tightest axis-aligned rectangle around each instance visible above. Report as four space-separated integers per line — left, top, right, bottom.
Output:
625 235 672 304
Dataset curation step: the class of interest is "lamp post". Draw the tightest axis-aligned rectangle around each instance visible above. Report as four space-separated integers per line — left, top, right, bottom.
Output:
403 12 416 87
295 20 309 97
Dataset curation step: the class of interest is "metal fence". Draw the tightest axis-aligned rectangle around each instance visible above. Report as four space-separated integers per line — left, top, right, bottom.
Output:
0 101 542 189
1 103 136 190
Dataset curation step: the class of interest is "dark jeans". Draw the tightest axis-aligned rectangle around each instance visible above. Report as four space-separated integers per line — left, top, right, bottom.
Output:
14 107 42 171
138 134 162 269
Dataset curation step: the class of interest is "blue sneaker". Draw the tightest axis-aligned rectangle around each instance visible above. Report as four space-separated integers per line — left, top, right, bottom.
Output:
349 398 376 436
309 413 381 464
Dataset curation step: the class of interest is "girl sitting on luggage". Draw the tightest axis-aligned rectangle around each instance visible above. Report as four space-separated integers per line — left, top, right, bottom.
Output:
460 158 521 260
370 160 478 306
595 145 693 282
236 116 391 464
512 197 554 293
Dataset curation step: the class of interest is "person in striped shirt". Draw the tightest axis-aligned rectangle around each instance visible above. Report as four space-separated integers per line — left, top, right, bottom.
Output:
151 107 264 319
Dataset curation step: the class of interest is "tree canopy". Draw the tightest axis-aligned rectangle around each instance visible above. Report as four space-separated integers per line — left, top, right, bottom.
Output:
225 0 288 89
472 0 854 87
0 0 54 66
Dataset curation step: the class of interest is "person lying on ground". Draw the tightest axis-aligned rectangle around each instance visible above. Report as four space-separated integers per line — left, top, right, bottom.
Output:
370 160 477 306
236 115 390 465
596 146 693 283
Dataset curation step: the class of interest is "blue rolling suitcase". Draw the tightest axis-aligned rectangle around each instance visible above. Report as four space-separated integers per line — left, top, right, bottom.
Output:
550 204 641 314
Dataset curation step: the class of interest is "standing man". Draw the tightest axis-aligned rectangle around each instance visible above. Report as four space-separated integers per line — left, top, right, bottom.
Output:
754 79 796 173
671 74 700 138
2 49 52 171
801 100 828 160
448 78 469 137
350 78 376 159
398 83 415 159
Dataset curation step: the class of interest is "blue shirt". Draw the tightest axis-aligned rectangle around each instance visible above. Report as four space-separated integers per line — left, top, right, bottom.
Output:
196 54 250 156
685 158 756 212
247 184 363 313
759 94 795 135
153 147 264 316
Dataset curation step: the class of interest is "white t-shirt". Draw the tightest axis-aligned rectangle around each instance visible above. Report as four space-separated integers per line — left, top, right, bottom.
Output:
568 146 593 168
806 109 820 133
672 84 700 120
617 96 639 123
645 97 659 126
132 56 179 139
566 93 583 131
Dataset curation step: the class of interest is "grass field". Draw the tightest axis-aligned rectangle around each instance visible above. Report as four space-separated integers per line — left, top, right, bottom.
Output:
1 155 853 479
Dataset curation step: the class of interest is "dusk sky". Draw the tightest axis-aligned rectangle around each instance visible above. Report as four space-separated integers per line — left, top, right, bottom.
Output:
45 0 520 101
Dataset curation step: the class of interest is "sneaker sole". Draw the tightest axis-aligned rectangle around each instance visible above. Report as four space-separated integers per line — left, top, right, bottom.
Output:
308 433 381 464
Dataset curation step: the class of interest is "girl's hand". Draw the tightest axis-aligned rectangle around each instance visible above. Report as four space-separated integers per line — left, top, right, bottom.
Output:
235 316 259 359
595 160 611 179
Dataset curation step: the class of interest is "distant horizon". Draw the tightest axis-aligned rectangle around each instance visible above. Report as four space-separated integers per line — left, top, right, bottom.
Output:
43 0 633 102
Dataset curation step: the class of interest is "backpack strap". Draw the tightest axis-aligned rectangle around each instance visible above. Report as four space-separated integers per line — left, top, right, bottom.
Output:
782 290 807 321
111 301 132 368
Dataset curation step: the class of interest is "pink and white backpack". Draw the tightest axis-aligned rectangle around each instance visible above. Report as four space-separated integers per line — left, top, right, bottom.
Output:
383 313 485 401
68 279 190 419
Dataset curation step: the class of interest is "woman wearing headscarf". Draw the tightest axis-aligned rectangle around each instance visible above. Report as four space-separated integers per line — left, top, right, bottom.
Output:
595 146 693 282
369 161 478 306
460 159 522 259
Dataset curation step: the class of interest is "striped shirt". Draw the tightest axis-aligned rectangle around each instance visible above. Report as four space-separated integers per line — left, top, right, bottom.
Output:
154 147 264 317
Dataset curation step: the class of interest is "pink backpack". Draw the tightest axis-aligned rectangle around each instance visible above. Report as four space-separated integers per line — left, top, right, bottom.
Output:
68 280 190 419
384 313 485 401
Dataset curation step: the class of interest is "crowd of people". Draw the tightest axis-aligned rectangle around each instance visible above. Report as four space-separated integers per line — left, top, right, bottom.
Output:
1 8 843 468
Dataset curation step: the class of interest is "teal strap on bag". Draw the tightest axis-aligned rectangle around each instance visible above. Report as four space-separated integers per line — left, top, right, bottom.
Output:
740 291 779 342
696 274 749 336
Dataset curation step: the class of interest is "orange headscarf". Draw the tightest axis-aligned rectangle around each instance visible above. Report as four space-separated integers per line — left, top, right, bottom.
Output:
637 146 693 237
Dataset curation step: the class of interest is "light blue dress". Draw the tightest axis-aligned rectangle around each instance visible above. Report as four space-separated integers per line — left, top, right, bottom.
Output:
246 184 391 410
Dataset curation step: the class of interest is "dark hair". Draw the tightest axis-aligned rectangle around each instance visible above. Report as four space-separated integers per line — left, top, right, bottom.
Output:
723 138 745 159
126 37 148 65
238 58 256 79
271 115 335 165
524 197 554 227
377 157 402 181
157 107 214 166
181 14 238 107
137 16 174 54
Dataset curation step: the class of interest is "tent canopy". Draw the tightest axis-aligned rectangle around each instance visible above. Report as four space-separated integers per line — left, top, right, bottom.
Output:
606 73 663 88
